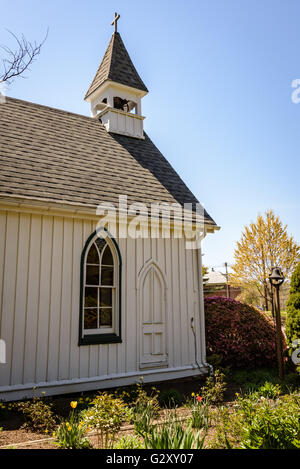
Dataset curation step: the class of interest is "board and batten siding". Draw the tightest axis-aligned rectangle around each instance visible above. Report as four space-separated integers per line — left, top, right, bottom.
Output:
0 208 207 400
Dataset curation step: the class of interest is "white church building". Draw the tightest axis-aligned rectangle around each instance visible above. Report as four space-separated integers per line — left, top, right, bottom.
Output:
0 17 218 400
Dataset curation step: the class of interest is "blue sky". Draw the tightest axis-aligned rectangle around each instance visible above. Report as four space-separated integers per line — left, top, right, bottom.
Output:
1 0 299 271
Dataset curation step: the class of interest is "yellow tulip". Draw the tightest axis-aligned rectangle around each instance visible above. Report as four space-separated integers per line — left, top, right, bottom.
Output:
70 401 77 409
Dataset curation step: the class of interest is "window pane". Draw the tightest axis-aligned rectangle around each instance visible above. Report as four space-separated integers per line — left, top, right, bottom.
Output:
84 308 98 329
85 287 98 307
101 266 114 286
87 243 99 264
86 265 99 285
102 245 113 265
100 288 112 307
100 308 112 327
95 237 106 254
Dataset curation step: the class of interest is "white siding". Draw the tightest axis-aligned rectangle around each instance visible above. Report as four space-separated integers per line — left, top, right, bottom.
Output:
0 208 206 399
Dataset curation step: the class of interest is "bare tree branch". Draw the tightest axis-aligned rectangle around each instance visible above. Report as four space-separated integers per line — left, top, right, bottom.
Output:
0 29 48 84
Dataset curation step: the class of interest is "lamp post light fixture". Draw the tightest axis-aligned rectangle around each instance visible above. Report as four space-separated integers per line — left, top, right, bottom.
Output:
269 266 285 379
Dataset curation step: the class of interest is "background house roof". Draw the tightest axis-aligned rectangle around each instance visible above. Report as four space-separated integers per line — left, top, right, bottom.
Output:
0 97 216 226
204 270 227 285
85 32 148 99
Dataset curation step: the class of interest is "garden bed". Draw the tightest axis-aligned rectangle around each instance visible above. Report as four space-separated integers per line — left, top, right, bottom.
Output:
0 369 299 450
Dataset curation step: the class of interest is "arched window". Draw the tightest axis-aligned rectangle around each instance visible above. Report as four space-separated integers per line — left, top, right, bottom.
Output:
79 229 122 345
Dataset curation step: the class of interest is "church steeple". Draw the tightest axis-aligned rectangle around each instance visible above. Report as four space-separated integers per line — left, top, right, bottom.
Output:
85 13 148 139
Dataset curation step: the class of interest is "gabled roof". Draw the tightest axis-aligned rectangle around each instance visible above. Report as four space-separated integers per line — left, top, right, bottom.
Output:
0 97 216 228
85 32 148 99
204 271 227 285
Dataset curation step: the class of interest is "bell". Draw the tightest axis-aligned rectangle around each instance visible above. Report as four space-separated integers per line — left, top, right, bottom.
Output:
127 101 136 112
269 267 284 287
94 102 109 112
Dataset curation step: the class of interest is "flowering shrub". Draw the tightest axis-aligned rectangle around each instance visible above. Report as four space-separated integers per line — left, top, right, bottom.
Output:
205 297 279 369
201 369 227 404
81 392 128 448
15 397 57 433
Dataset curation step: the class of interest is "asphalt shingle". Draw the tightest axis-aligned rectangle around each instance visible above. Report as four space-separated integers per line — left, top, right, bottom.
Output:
0 97 216 226
85 32 148 99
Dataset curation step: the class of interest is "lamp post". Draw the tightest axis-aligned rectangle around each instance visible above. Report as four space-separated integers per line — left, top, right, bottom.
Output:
269 267 285 379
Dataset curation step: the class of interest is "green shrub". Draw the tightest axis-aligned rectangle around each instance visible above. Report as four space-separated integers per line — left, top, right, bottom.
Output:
159 389 181 408
131 381 160 436
286 263 300 346
81 392 128 448
55 404 91 449
133 382 160 415
133 400 155 436
231 368 279 389
15 398 57 433
113 435 145 449
255 382 281 399
241 397 300 449
201 369 227 404
206 354 223 369
117 381 160 406
211 392 300 449
283 372 300 389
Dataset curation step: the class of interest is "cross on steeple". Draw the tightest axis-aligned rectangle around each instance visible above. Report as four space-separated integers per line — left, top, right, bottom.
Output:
111 12 120 33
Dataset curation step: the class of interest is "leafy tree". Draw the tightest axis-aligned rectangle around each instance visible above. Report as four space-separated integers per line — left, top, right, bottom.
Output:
231 210 300 311
285 263 300 346
202 265 209 285
235 280 263 307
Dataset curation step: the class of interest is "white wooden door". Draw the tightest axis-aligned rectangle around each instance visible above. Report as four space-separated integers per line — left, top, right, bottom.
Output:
139 263 168 368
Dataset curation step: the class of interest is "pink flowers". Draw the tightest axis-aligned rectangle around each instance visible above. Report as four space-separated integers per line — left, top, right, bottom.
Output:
204 297 282 368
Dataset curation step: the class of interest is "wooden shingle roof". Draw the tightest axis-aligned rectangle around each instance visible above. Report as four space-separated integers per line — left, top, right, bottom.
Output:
0 97 216 226
85 32 148 99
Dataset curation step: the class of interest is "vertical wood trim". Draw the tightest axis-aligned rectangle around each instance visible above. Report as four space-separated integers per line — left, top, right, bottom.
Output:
35 216 53 383
171 237 181 366
0 213 19 386
58 218 73 380
185 248 194 365
79 221 92 378
125 237 136 373
179 239 189 366
69 219 82 380
0 211 7 332
117 235 126 375
47 218 63 382
11 214 30 385
24 215 42 384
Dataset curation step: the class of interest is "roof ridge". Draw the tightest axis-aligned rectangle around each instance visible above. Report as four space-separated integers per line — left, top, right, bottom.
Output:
4 96 94 122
